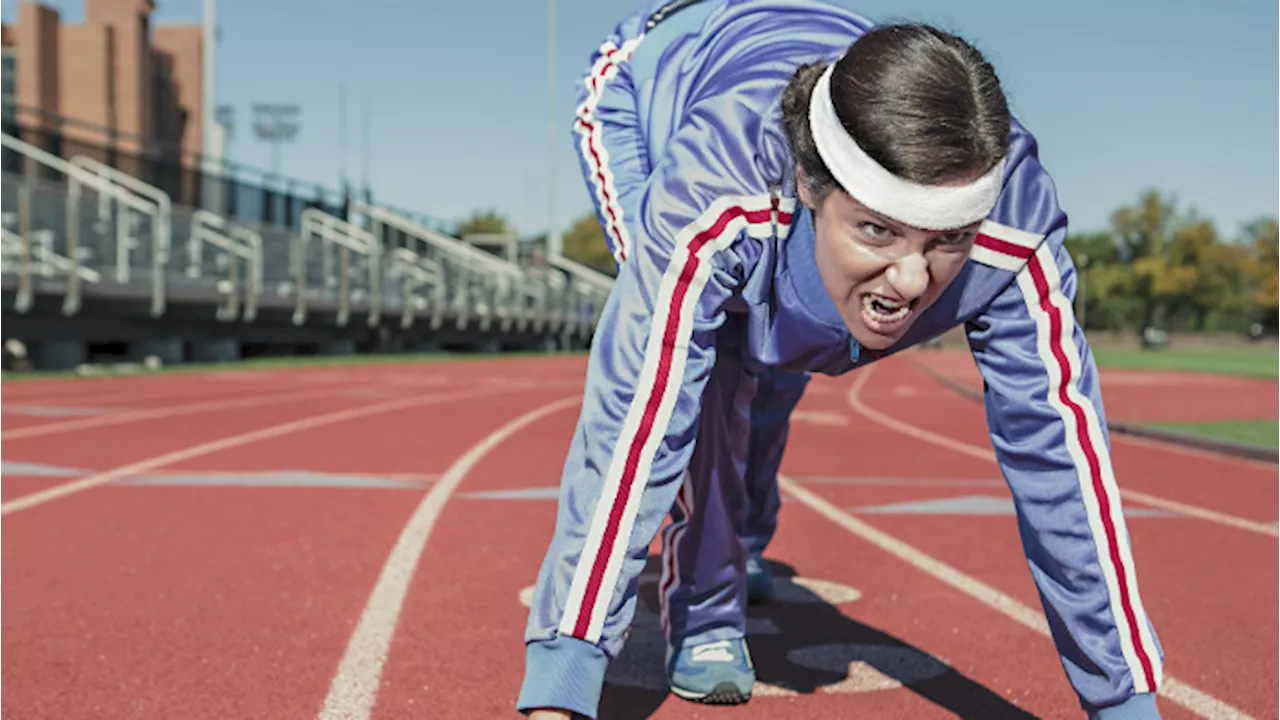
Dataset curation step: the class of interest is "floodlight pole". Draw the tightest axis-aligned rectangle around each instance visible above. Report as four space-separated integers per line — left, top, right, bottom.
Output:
251 103 301 177
546 0 560 258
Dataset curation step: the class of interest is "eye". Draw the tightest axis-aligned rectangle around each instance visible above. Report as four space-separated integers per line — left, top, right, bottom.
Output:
857 222 892 242
932 232 972 249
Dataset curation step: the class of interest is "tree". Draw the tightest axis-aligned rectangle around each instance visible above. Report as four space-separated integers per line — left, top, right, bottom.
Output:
457 209 512 237
1166 219 1246 330
1110 190 1192 333
1065 231 1133 330
559 212 617 276
1243 217 1279 331
1065 231 1121 267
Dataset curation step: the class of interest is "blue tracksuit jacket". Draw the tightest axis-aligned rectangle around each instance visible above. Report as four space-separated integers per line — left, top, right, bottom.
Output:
519 2 1163 718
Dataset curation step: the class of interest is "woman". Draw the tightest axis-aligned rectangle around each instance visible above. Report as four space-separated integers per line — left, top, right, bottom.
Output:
520 1 1163 718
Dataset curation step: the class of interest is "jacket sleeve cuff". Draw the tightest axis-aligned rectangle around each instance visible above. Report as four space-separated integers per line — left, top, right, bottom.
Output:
1088 693 1160 720
516 634 610 719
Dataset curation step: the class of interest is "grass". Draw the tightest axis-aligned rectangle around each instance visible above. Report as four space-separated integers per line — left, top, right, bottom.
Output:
1091 345 1278 379
1147 419 1279 448
1085 346 1277 448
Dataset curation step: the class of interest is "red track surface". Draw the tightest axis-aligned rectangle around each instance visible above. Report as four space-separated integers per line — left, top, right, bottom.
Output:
2 354 1276 719
911 349 1278 423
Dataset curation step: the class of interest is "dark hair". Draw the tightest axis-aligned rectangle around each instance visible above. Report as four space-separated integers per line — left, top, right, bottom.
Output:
782 24 1011 204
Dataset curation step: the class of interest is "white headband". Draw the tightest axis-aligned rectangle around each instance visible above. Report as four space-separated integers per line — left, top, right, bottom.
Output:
808 62 1005 230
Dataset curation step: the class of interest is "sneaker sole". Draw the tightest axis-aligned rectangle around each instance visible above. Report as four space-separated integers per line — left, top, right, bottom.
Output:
670 681 752 705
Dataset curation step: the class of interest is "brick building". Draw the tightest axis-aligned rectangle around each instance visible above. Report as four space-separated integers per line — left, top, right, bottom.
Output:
2 1 434 236
1 0 203 164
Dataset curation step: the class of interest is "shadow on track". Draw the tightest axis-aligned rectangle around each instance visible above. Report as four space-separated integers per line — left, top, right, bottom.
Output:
597 557 1040 720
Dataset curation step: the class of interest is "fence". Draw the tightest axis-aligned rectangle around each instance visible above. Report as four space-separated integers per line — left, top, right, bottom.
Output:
1 101 457 237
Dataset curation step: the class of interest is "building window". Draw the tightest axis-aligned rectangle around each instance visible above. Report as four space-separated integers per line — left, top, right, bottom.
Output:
1 48 16 124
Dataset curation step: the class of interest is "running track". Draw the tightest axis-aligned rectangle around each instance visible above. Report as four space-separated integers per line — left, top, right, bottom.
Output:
2 354 1275 719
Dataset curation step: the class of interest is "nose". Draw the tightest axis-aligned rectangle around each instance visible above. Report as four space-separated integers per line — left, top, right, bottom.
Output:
885 252 929 301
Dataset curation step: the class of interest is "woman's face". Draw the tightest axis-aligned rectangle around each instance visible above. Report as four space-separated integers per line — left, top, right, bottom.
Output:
803 178 981 351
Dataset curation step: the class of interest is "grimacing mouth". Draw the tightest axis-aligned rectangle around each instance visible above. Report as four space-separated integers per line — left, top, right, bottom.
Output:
861 292 914 323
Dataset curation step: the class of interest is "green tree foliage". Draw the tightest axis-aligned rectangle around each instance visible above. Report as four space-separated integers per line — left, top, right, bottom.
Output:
1067 231 1140 332
1109 190 1190 330
1066 190 1277 335
560 212 618 276
457 209 512 237
1244 218 1278 328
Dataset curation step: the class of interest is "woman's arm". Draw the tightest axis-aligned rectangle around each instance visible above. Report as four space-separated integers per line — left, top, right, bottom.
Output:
965 137 1163 719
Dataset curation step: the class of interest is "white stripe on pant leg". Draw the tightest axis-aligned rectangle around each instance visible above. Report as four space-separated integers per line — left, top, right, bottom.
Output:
580 198 778 643
580 210 742 642
558 197 775 642
575 36 644 262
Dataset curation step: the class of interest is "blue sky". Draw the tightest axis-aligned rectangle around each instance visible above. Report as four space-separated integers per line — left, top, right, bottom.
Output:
6 0 1277 239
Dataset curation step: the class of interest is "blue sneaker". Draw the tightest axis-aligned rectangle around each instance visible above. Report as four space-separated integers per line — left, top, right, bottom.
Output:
667 638 755 704
746 554 775 605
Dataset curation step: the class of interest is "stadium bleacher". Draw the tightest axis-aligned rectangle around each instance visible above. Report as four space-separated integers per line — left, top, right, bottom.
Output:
0 128 614 371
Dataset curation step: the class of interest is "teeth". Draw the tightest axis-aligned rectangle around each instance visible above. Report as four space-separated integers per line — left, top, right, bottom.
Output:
862 294 911 322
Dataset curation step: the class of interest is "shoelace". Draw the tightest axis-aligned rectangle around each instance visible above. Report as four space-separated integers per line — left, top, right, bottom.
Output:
690 640 736 663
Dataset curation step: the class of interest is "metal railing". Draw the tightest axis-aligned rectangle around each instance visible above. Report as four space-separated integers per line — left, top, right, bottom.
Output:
294 208 380 327
190 210 264 322
549 254 615 337
4 102 461 236
3 130 615 345
1 225 104 312
68 155 173 263
387 248 447 329
1 132 165 316
347 201 529 332
69 153 174 316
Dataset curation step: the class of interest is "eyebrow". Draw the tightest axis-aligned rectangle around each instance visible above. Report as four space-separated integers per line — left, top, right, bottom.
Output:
857 203 972 238
856 204 924 237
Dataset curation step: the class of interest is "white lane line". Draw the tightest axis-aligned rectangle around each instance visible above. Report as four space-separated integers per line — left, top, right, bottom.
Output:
0 386 518 516
845 367 1279 539
779 477 1049 633
2 387 349 441
1116 489 1278 536
315 395 581 720
777 474 1254 719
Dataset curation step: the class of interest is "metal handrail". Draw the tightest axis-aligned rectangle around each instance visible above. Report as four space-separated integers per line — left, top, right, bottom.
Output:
348 201 521 279
548 254 615 293
547 254 613 337
295 208 380 327
1 132 166 316
70 155 174 310
1 227 103 284
1 224 101 278
349 201 543 332
191 210 263 322
388 248 447 329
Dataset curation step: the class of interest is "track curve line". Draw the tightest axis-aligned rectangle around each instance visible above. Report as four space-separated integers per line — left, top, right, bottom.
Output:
315 395 581 720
